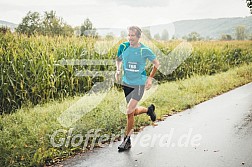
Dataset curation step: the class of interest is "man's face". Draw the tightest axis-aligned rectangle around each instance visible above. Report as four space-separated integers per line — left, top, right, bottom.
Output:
128 29 140 46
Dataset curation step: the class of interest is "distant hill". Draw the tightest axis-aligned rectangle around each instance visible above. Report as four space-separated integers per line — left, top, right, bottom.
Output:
148 16 252 39
96 16 252 39
1 16 252 39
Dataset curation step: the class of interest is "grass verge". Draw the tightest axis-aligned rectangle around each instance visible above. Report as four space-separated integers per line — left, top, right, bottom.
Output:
1 63 252 166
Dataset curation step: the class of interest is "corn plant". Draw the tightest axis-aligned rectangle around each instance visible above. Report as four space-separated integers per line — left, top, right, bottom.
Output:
1 32 252 114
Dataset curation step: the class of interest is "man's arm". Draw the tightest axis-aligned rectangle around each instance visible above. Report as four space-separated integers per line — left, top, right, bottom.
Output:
115 58 122 82
116 58 122 72
149 59 160 78
145 59 160 90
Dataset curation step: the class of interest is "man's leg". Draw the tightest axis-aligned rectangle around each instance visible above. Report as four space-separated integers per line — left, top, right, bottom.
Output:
126 98 139 136
134 105 156 122
134 106 148 116
126 101 156 135
119 85 156 151
118 98 138 151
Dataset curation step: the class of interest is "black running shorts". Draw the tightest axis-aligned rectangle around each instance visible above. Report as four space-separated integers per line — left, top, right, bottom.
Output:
122 84 145 103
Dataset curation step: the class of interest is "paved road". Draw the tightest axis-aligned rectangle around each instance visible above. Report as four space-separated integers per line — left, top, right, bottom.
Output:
59 83 252 167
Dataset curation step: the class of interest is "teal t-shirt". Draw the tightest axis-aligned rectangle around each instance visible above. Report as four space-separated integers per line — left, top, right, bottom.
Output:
117 42 156 85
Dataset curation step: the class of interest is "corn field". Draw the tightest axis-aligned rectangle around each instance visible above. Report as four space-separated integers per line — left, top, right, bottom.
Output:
1 32 252 114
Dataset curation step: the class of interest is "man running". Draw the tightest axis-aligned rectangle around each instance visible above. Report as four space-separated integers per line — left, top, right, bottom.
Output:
115 26 160 151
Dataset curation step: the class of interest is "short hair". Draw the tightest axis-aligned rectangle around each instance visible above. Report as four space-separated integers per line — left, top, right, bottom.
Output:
128 26 142 38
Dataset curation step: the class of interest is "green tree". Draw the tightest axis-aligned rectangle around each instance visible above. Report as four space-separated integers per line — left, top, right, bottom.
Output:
221 34 232 41
105 32 114 40
154 33 161 40
61 23 74 36
43 11 73 36
80 18 97 37
161 29 169 41
74 26 81 36
142 28 152 39
249 33 252 40
235 25 246 40
16 11 41 36
42 10 68 36
246 0 252 14
205 36 212 41
0 26 11 34
16 10 73 36
187 32 202 41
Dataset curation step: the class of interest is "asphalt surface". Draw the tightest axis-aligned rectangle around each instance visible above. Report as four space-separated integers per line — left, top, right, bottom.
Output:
58 82 252 167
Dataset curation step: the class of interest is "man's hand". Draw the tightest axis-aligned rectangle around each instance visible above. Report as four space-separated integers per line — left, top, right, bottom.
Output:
145 59 159 90
145 77 152 90
115 70 121 82
115 59 122 83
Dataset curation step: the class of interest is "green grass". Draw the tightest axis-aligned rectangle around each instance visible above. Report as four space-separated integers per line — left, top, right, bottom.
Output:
1 63 252 166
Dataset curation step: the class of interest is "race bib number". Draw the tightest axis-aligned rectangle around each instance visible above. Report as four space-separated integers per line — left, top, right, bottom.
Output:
126 62 139 72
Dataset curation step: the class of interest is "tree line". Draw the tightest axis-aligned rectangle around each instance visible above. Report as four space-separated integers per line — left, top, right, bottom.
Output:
246 0 252 14
1 10 251 41
180 26 251 41
15 10 96 37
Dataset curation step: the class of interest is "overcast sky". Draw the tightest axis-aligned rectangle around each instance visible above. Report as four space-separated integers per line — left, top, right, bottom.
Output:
0 0 250 28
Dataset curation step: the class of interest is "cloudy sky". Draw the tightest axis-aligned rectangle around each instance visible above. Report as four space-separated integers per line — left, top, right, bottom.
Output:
0 0 250 28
